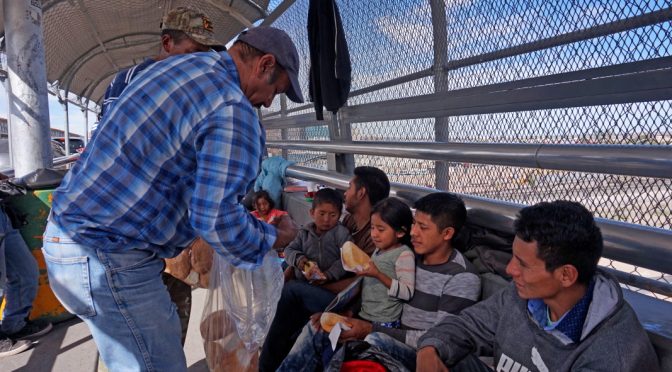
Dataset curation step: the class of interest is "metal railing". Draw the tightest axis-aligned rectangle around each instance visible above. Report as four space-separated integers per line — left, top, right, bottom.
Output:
285 165 672 298
0 154 80 178
262 0 672 299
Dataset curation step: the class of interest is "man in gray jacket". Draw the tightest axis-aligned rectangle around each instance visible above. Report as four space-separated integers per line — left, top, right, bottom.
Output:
417 200 659 372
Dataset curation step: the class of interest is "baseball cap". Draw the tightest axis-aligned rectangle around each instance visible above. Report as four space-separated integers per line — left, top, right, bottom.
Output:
161 7 225 51
237 27 304 103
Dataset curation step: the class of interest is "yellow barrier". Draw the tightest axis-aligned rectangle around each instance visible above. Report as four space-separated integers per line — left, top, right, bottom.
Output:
0 189 73 323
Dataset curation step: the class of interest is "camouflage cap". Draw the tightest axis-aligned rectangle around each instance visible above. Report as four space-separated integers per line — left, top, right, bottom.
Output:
161 7 225 51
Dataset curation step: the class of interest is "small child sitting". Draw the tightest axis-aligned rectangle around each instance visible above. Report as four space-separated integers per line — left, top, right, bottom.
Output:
251 190 288 225
354 197 415 328
283 188 351 284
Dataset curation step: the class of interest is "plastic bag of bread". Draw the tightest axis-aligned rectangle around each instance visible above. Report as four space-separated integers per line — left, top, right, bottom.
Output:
201 248 283 357
341 241 371 272
201 310 258 372
320 312 352 333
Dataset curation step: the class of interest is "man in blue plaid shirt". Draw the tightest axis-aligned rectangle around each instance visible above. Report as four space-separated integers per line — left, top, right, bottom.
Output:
42 26 303 371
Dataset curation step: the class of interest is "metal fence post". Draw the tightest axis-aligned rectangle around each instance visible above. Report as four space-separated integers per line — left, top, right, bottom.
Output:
327 108 355 175
431 0 450 190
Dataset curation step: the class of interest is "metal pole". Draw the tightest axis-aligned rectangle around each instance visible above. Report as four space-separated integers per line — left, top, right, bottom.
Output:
64 100 71 155
84 100 89 145
3 0 52 176
280 95 289 160
430 0 450 190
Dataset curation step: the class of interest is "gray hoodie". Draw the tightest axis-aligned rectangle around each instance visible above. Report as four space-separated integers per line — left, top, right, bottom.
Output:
418 271 660 371
284 222 351 282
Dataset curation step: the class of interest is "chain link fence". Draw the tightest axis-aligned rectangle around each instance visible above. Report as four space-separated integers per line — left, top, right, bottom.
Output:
262 0 671 299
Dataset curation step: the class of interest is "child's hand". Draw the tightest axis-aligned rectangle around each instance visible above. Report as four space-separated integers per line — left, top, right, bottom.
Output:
302 261 326 281
297 256 308 270
309 267 327 282
355 261 380 278
309 312 323 331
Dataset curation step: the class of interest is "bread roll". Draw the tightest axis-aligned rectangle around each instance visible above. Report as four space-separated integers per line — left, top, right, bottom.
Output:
190 237 214 275
164 248 191 280
341 241 371 272
319 312 349 333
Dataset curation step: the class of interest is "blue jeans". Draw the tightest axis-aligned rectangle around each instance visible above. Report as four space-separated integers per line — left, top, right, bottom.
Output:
260 279 336 372
42 221 185 371
0 208 39 334
277 321 323 372
365 332 417 370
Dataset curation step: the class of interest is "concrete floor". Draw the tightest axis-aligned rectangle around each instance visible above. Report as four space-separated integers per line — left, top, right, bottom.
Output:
0 288 209 372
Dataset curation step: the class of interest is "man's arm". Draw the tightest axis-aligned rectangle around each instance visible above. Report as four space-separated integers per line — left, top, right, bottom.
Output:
417 285 507 367
189 107 277 269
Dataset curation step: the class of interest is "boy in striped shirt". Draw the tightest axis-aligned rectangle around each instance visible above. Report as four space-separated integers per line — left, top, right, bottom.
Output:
337 192 482 370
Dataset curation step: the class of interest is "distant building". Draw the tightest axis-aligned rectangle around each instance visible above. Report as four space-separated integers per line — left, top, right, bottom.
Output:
0 117 82 138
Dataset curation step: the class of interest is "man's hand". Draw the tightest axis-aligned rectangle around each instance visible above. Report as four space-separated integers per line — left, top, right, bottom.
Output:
339 317 373 341
272 215 297 249
416 347 449 372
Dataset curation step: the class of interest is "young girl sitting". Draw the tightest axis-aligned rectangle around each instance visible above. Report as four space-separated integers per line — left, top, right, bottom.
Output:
355 197 415 328
251 190 288 225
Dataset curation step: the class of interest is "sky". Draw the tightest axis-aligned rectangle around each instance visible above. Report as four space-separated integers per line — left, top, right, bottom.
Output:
0 84 94 137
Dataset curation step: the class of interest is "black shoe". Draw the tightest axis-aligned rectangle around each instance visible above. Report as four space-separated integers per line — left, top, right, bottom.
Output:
0 337 31 358
7 319 53 340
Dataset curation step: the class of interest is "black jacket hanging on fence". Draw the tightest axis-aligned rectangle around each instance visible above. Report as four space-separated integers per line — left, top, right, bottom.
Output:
307 0 351 120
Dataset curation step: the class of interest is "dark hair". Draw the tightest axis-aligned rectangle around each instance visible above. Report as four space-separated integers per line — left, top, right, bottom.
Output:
515 200 603 284
414 193 467 237
161 29 191 44
312 188 343 213
353 166 390 206
372 197 413 246
253 190 274 210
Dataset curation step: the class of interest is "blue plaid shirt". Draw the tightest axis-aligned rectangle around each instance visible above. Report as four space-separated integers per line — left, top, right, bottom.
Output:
51 51 276 268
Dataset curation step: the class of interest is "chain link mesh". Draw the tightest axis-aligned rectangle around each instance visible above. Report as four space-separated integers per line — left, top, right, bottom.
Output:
263 0 672 299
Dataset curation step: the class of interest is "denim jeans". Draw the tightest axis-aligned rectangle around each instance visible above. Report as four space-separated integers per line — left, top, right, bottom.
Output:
364 332 417 370
259 279 336 372
42 221 185 371
0 208 39 334
277 321 323 372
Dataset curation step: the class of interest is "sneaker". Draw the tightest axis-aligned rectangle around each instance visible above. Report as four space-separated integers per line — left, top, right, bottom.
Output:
7 319 53 340
0 337 31 358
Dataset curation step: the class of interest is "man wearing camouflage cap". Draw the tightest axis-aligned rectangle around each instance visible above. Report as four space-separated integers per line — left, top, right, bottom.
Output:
44 26 304 370
97 7 226 353
100 7 225 118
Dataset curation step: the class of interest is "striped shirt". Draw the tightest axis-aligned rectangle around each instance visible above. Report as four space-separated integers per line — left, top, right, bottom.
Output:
51 51 276 268
373 249 481 348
